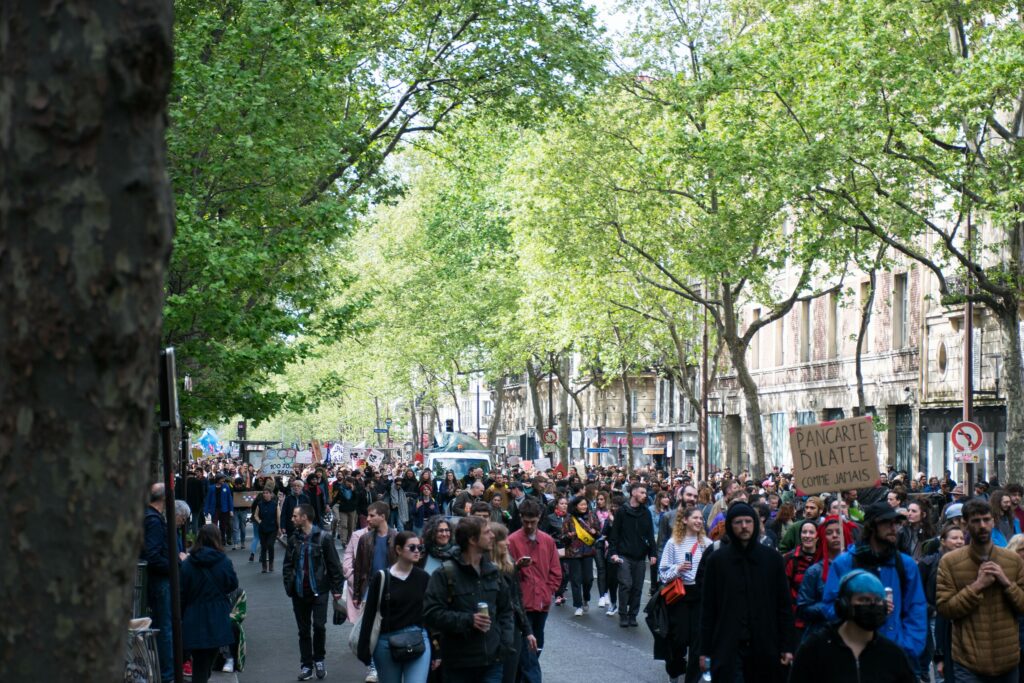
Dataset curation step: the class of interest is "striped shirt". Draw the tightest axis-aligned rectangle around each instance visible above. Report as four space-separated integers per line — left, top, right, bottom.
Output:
659 534 710 585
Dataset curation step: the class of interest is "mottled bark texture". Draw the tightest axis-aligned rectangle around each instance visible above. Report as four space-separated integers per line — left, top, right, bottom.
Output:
0 1 174 679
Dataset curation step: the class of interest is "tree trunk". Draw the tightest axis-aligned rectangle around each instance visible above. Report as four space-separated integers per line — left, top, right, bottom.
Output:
730 342 768 480
526 361 545 432
998 306 1024 483
557 358 570 467
486 376 506 451
622 369 634 475
855 247 884 417
0 1 175 680
410 397 420 454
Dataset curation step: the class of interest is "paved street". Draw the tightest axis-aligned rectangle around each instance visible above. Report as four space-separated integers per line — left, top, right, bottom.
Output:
229 542 669 683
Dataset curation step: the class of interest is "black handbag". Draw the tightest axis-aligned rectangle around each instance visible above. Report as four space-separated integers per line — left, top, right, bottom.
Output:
384 572 426 662
387 630 425 662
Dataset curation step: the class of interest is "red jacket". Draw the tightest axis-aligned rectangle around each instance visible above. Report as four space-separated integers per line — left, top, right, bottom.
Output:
509 528 562 613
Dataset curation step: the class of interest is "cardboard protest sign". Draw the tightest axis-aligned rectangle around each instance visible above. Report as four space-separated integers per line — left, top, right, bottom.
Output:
574 460 587 480
311 439 323 463
260 448 297 475
534 457 551 471
232 490 258 509
296 450 313 464
789 416 878 495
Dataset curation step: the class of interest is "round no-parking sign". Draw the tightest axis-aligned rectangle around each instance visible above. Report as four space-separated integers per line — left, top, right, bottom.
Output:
951 421 983 452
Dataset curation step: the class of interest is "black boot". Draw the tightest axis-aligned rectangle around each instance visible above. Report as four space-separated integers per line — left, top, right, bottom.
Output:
261 561 268 573
249 552 255 562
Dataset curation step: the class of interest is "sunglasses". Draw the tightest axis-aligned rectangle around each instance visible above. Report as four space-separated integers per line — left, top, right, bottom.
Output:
404 545 425 553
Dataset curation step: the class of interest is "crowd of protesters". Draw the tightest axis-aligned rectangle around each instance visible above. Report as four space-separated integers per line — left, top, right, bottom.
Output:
140 455 1024 683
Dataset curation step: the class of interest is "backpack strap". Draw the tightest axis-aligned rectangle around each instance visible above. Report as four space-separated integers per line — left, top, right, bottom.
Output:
441 560 457 605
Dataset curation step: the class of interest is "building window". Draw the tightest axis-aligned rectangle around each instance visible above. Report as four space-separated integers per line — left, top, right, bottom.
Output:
483 401 493 417
709 416 722 468
775 318 785 367
797 410 816 425
894 406 912 474
668 377 675 423
769 413 788 468
894 273 909 349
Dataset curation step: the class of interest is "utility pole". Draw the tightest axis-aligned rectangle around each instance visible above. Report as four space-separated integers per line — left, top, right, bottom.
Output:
374 396 382 447
963 213 975 491
476 377 481 440
548 366 554 429
700 288 710 481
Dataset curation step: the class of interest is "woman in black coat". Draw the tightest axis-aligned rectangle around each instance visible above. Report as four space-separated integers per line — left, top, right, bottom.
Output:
181 524 239 683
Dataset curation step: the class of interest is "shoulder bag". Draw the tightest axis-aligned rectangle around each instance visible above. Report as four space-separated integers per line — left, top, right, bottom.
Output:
660 540 699 605
385 572 426 662
348 570 386 657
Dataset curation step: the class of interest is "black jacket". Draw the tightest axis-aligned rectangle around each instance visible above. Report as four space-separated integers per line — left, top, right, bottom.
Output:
185 475 208 515
141 506 171 577
699 511 794 683
422 554 515 669
281 525 344 600
790 625 915 683
280 492 311 536
608 502 657 561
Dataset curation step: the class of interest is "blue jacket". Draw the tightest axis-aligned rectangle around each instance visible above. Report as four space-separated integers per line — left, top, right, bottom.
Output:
206 483 235 514
141 506 171 576
180 547 239 650
993 518 1022 547
820 545 927 659
796 561 830 641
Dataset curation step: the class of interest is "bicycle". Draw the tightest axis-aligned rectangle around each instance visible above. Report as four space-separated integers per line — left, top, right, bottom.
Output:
124 617 161 683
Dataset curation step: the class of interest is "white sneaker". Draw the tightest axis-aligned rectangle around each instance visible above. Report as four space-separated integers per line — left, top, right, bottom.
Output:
606 605 618 616
221 657 235 673
574 607 584 617
365 665 378 683
597 594 607 608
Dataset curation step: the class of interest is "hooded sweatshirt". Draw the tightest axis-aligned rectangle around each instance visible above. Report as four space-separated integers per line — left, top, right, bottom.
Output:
608 499 657 561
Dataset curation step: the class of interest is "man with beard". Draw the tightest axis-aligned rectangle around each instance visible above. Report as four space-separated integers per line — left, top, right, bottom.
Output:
608 483 657 628
937 498 1024 683
699 502 795 683
656 484 698 551
820 501 927 669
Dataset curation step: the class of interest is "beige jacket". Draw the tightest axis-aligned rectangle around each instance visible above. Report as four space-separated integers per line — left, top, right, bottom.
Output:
936 544 1024 675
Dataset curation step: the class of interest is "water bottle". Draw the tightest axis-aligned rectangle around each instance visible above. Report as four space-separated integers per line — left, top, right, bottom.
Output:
702 658 712 681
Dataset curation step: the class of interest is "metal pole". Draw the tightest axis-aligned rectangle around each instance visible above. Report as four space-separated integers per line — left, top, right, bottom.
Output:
701 293 710 482
964 214 975 491
548 369 554 429
159 349 184 683
476 378 481 439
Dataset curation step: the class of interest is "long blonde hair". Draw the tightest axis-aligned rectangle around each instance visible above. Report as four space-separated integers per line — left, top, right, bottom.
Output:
490 523 515 575
672 506 706 545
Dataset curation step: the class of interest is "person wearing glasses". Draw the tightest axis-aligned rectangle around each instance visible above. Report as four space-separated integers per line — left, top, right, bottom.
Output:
357 531 432 683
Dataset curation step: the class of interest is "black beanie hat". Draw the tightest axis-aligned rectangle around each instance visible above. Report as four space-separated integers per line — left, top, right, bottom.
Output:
727 502 756 523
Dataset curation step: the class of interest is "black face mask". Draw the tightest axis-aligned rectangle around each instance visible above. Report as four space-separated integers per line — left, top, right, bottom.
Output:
850 603 888 631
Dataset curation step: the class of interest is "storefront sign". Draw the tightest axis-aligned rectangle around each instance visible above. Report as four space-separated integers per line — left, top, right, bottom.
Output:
789 416 877 495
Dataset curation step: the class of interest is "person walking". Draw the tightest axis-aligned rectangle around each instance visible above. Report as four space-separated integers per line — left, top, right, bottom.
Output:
657 506 710 683
937 498 1024 683
352 501 397 683
141 483 180 683
820 501 928 669
608 483 657 628
492 523 539 683
422 516 514 683
206 474 235 548
564 496 600 617
699 502 795 683
507 497 561 683
180 524 239 683
920 523 965 682
796 515 853 644
784 519 820 643
421 516 457 574
282 504 344 681
281 478 311 540
357 531 432 683
541 495 570 606
790 570 915 683
252 486 280 573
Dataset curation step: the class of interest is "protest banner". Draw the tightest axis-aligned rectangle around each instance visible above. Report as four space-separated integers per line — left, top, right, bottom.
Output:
574 460 587 480
296 450 313 464
534 456 551 471
232 490 258 509
311 439 323 463
789 416 878 495
259 448 297 475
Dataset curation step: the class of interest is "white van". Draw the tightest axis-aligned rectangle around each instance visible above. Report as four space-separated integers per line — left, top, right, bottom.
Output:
424 432 493 484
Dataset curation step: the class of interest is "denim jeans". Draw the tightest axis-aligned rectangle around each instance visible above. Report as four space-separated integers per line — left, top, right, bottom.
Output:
953 662 1018 683
146 576 174 682
232 510 249 546
518 634 541 683
372 626 430 683
442 661 502 683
